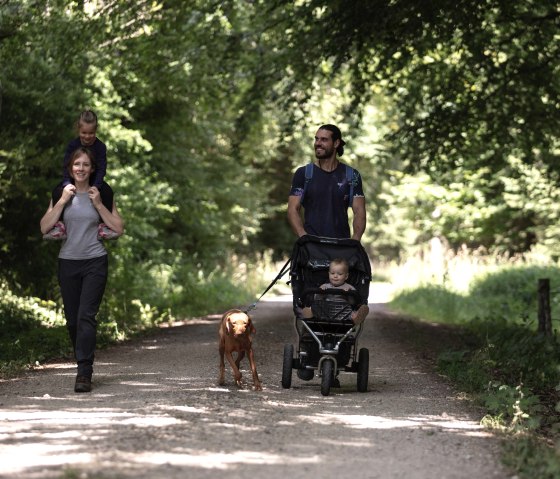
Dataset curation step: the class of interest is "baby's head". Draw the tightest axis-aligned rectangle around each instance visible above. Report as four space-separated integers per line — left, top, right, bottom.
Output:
328 258 349 287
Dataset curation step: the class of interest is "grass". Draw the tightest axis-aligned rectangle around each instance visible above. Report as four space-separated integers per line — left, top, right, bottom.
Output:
380 248 560 479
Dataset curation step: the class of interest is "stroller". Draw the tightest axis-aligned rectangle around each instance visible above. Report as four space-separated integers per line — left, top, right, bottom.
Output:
282 235 372 396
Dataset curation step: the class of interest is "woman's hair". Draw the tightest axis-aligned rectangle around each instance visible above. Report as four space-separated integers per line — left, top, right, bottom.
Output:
76 110 98 129
319 124 346 156
67 147 96 179
329 258 350 274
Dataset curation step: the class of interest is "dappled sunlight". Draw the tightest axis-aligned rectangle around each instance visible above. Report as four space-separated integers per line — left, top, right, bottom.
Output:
206 422 261 432
158 404 209 414
0 409 181 430
299 411 489 436
120 449 320 469
0 396 494 477
0 380 497 477
1 443 95 475
160 316 221 327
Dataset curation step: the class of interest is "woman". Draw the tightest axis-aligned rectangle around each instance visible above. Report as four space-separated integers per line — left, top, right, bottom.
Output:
40 147 124 393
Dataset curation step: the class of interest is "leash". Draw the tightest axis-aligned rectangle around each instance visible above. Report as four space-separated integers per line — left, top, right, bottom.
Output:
244 257 292 313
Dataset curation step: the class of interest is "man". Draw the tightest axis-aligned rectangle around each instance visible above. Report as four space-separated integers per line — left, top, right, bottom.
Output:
287 125 368 384
287 124 366 240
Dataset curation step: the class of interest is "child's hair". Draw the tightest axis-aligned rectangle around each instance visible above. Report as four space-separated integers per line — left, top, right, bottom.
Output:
329 258 349 273
67 147 96 175
76 110 98 129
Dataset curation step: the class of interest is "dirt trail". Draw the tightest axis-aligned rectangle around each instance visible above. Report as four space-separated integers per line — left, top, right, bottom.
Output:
0 296 512 479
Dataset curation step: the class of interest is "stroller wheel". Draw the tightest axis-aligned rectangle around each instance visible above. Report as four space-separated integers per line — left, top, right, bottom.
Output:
357 348 369 392
320 359 334 396
282 344 294 389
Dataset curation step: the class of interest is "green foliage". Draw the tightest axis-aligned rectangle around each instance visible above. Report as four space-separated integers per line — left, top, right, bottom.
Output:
437 320 560 438
392 264 560 325
0 281 71 371
390 285 465 324
483 383 543 432
468 266 560 323
502 436 560 479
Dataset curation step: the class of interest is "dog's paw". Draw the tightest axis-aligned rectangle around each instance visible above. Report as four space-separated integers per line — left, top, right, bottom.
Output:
254 382 263 391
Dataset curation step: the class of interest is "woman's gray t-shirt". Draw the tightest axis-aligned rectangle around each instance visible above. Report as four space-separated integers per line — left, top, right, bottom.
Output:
59 192 107 260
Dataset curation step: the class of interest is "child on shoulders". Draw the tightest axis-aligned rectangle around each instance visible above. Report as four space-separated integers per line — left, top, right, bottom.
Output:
44 110 116 240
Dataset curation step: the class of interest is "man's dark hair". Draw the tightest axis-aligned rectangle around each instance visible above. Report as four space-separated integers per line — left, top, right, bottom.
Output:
319 124 346 156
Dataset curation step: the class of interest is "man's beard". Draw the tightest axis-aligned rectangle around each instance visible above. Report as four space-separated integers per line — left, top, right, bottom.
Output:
315 147 334 159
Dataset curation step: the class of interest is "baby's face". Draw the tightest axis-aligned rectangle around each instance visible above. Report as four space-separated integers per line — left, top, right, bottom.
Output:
328 265 349 287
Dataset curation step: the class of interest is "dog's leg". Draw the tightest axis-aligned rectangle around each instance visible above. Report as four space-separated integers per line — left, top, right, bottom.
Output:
247 348 262 391
218 342 226 386
225 351 243 388
235 350 246 369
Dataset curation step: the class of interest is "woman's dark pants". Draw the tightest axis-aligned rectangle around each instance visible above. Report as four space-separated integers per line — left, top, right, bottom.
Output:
58 256 108 378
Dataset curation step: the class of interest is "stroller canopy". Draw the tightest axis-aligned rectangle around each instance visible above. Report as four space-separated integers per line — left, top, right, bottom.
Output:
290 235 372 305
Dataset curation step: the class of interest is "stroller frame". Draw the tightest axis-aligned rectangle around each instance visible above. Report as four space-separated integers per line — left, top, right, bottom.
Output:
281 235 372 396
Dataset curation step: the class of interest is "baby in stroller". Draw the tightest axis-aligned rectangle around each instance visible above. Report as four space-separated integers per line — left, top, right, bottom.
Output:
283 235 371 395
302 258 369 325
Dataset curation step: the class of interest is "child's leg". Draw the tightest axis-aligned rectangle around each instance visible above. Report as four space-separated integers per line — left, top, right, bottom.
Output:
51 182 64 208
99 182 114 212
95 183 121 240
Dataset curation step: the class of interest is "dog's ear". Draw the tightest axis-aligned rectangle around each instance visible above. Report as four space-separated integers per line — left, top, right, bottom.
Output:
248 317 256 335
225 316 232 335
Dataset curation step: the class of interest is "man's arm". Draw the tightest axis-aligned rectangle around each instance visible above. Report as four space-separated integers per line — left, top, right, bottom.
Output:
287 195 307 237
351 196 366 241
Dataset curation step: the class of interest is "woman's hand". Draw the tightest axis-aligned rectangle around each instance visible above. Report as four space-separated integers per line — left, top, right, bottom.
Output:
61 184 76 204
88 186 102 209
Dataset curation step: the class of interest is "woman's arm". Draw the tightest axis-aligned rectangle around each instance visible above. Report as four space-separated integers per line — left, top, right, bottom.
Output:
89 187 124 235
40 184 75 234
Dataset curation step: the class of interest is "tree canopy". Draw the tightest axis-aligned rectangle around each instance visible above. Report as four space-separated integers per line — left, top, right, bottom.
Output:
1 0 559 313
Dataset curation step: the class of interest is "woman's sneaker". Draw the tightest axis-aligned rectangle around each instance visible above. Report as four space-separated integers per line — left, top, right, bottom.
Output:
42 221 67 240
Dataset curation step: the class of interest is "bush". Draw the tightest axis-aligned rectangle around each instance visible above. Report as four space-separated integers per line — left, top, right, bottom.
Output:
0 281 71 372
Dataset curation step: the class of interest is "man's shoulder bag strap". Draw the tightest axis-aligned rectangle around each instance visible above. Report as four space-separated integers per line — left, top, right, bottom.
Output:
300 162 355 208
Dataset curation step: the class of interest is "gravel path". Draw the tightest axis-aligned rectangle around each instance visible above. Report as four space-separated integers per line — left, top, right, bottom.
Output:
0 296 512 479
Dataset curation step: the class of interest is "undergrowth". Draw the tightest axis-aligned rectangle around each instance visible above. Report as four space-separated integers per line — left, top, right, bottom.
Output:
388 263 560 479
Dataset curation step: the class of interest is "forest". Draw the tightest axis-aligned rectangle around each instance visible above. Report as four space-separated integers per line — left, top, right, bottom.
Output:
1 1 559 474
2 0 558 309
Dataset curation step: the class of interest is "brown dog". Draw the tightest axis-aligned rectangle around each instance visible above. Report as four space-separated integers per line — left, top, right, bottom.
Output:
218 309 262 391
